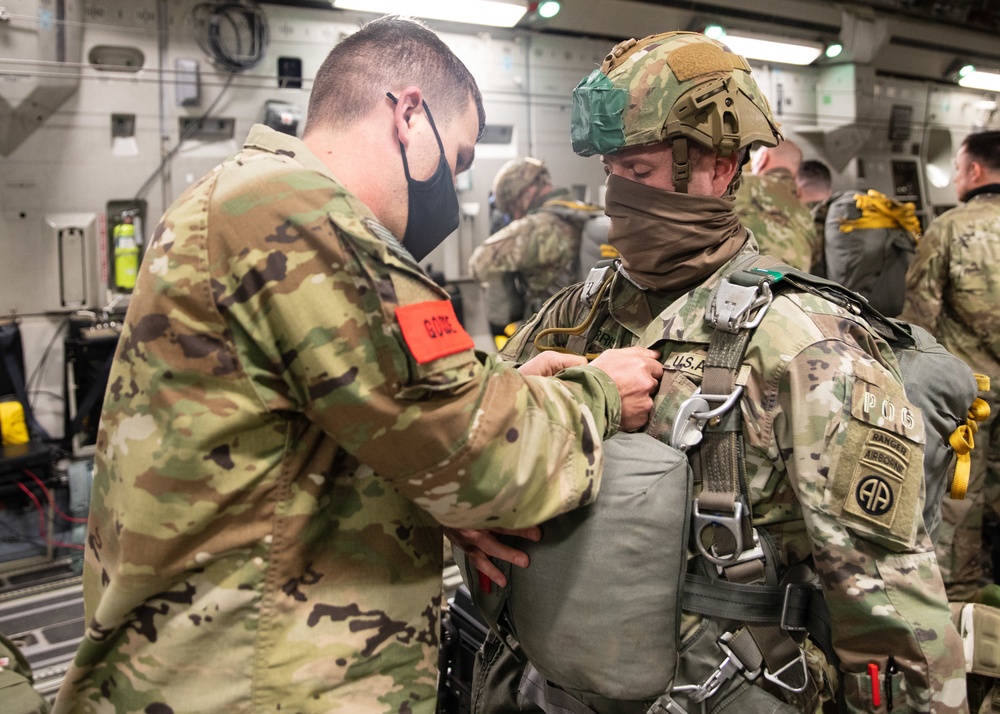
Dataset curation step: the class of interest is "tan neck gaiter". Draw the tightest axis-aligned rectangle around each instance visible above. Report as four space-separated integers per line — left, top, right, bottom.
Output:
605 174 747 291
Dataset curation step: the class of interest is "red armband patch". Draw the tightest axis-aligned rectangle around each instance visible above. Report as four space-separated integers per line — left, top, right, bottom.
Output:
395 300 474 364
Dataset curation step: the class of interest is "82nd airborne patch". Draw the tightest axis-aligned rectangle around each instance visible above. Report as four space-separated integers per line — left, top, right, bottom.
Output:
840 426 921 542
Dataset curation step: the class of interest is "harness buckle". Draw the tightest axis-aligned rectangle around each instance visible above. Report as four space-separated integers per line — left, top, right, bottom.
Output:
714 528 765 576
693 500 746 566
647 694 693 714
780 584 811 632
580 265 611 306
709 279 773 334
762 647 809 693
670 386 744 452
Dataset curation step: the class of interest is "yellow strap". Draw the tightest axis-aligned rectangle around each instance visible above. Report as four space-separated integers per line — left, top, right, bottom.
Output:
949 424 975 500
600 243 620 259
542 198 603 213
970 397 992 423
948 396 992 500
839 189 922 239
976 373 992 392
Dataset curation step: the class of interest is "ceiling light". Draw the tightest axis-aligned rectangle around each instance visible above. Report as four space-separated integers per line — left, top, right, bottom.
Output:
537 1 560 19
958 68 1000 92
825 43 843 59
332 0 527 28
703 24 725 40
719 32 824 66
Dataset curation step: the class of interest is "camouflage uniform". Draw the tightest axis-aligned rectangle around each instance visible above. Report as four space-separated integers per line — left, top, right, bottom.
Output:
477 239 968 713
469 188 587 316
901 189 1000 602
806 195 835 278
474 29 966 714
0 632 49 714
735 168 820 272
51 125 624 714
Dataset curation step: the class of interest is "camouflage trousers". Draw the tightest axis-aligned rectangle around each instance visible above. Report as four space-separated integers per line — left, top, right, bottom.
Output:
936 389 1000 602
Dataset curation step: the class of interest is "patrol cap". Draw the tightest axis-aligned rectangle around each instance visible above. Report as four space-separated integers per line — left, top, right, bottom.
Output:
571 31 782 189
492 157 550 215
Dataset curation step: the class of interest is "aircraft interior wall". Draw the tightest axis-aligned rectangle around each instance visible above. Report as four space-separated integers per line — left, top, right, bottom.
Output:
1 0 999 443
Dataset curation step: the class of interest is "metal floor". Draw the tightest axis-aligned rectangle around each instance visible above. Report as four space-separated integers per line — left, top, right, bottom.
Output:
0 558 84 699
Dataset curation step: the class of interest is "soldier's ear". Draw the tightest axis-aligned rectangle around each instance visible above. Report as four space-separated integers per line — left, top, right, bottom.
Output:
968 159 984 183
711 153 741 196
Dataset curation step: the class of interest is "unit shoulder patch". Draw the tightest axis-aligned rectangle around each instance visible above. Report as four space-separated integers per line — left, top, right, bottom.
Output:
395 300 474 364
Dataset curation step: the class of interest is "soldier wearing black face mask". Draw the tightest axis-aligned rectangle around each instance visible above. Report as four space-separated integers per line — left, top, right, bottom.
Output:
51 16 666 714
387 92 461 261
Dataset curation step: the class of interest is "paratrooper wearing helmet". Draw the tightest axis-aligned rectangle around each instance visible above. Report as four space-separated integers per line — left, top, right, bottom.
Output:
461 31 968 714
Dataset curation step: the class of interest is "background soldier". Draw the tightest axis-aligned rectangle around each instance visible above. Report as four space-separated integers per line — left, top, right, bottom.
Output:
796 158 835 277
902 130 1000 603
469 157 610 336
735 138 820 272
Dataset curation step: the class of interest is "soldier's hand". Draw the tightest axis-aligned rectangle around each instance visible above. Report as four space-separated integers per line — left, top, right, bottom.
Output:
590 346 662 432
517 351 588 377
444 526 542 588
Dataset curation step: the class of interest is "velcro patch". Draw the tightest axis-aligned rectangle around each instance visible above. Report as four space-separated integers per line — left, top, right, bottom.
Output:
663 351 707 381
831 421 922 548
667 42 731 81
850 373 924 443
395 300 474 364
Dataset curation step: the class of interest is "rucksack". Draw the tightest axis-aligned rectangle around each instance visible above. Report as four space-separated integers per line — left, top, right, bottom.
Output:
824 189 920 317
460 254 987 713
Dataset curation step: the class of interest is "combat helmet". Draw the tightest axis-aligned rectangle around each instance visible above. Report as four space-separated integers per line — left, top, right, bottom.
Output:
492 157 551 216
571 31 782 191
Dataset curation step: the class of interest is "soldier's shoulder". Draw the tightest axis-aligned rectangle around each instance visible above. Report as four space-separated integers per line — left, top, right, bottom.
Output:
757 288 877 355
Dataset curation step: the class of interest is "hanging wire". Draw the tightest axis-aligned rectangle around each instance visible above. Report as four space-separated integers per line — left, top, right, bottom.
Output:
191 0 270 73
128 1 269 208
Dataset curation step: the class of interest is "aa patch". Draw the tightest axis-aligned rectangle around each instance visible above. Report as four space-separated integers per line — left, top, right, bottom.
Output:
831 421 922 547
395 300 474 364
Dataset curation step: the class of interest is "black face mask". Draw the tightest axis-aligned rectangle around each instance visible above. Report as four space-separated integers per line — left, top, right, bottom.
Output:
388 93 460 261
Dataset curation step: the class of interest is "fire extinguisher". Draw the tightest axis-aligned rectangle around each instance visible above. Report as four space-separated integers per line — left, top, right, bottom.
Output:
113 216 139 291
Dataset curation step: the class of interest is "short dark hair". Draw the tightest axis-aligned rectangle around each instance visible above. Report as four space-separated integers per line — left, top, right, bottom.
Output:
304 15 485 139
797 159 832 191
962 131 1000 172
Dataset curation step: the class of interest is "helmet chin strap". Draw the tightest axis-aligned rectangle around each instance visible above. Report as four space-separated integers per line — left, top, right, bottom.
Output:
672 137 690 193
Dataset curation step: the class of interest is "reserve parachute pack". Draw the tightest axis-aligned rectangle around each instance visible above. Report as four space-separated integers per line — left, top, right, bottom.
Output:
460 254 989 714
824 189 921 317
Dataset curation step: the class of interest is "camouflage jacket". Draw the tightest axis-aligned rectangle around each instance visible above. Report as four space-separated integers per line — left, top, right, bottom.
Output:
901 189 1000 402
503 242 967 713
52 126 622 714
468 188 585 312
735 168 820 273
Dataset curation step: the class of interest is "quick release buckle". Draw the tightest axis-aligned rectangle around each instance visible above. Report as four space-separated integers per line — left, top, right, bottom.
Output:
709 279 773 334
669 386 744 452
675 631 761 705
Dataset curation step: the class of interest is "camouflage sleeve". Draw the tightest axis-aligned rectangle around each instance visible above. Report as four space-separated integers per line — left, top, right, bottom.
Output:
775 339 967 713
211 171 616 530
900 219 950 333
468 214 573 282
